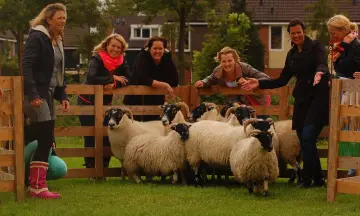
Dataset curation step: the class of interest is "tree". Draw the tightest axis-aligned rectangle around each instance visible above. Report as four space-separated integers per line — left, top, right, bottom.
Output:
192 12 251 83
133 0 217 85
230 0 264 71
305 0 339 46
0 0 106 75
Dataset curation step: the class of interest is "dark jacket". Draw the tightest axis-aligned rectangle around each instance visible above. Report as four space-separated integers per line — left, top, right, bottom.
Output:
334 38 360 78
201 62 270 105
258 36 330 130
123 49 179 106
77 53 131 105
23 26 67 102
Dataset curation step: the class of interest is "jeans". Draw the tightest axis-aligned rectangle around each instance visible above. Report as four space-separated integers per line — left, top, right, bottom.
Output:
296 124 324 183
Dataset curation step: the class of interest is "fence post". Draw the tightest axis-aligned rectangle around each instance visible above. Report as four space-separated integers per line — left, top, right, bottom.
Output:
327 79 341 202
95 85 104 178
12 76 24 202
189 86 200 112
279 86 289 120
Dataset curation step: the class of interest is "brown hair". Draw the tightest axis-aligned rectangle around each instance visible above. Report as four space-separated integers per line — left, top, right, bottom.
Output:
29 3 67 39
93 34 128 55
215 47 241 64
144 36 168 49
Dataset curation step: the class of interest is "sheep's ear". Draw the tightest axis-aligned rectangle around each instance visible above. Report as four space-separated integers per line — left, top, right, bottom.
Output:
105 109 110 117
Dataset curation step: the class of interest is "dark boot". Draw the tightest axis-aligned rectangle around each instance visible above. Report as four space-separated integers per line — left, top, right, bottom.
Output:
312 158 325 187
297 162 312 188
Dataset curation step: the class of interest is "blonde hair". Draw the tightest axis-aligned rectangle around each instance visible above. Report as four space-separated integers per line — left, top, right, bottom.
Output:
327 15 351 32
350 22 358 32
29 3 67 38
93 34 128 55
215 47 241 64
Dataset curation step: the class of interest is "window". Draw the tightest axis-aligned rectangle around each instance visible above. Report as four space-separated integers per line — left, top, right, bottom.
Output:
270 26 283 50
169 26 191 52
130 25 161 39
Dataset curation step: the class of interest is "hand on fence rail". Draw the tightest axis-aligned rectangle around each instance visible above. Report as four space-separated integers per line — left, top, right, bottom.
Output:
194 80 204 88
241 78 259 91
353 72 360 79
113 75 128 86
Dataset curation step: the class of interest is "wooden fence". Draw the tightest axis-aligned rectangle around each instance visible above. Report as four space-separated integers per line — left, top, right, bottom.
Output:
0 76 25 202
53 84 336 179
1 78 357 202
327 79 360 202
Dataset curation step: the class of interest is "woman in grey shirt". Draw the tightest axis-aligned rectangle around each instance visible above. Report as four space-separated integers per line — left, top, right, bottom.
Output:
194 47 271 112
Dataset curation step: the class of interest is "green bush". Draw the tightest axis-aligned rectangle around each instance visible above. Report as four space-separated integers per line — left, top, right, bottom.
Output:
1 55 19 76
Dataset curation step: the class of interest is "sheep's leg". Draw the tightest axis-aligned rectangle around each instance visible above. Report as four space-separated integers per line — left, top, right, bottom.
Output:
146 175 153 182
253 182 260 193
161 175 167 182
194 165 203 187
263 176 269 197
179 169 186 185
130 173 142 184
172 171 179 184
120 160 126 180
246 182 253 194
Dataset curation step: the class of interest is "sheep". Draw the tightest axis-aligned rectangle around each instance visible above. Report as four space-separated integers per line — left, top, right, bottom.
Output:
226 103 302 185
230 118 279 196
106 107 163 179
123 123 191 184
185 108 278 186
159 102 191 135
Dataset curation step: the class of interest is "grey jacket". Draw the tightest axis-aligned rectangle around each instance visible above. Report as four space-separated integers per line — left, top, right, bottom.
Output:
201 62 270 105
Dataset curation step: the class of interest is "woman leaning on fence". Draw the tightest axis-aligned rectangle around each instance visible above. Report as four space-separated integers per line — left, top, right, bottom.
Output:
77 34 131 177
123 36 179 122
194 46 271 119
22 3 69 199
242 18 330 188
327 15 360 177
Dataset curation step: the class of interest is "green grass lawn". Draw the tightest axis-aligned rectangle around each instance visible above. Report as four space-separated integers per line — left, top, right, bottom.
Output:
1 138 360 216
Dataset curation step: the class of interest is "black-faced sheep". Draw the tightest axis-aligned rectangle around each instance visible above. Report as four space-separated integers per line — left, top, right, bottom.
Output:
230 118 279 196
123 123 191 184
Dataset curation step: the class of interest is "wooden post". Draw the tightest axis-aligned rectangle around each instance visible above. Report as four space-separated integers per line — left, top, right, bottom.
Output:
327 79 341 202
189 86 200 112
279 86 289 120
12 77 24 202
94 85 104 178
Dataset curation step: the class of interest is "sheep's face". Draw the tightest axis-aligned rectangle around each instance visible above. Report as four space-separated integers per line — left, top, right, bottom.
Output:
170 123 191 140
160 104 181 126
234 106 254 125
106 108 126 130
252 131 273 152
189 103 216 123
220 101 238 117
251 120 272 131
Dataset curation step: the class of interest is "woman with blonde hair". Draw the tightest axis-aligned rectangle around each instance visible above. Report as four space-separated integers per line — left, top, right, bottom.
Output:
194 46 271 118
328 15 360 177
23 3 69 199
77 33 130 175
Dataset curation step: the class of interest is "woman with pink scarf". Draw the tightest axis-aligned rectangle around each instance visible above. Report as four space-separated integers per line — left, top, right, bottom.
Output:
77 34 130 179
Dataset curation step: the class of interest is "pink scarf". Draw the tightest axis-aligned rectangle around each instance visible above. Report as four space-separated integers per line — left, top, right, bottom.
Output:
98 51 124 73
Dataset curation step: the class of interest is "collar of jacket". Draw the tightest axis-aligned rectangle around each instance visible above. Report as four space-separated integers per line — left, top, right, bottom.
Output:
32 25 65 87
290 36 312 53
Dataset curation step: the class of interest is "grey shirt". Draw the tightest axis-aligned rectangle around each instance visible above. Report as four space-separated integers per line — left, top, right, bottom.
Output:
49 45 63 92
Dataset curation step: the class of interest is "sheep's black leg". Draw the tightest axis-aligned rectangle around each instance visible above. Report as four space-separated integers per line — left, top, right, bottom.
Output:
247 182 253 194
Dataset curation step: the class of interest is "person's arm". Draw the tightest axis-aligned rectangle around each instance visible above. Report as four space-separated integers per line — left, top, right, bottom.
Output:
86 55 114 85
314 41 329 74
23 32 41 101
242 63 270 81
258 55 293 89
201 66 220 87
334 42 360 75
113 60 131 88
